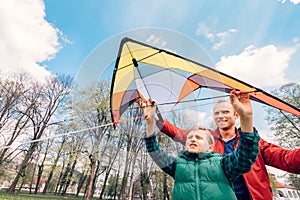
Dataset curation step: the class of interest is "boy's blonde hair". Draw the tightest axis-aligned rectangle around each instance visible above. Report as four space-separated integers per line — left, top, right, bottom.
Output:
186 126 215 146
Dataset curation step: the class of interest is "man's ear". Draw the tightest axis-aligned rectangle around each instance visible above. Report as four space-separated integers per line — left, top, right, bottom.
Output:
208 145 214 152
234 111 239 120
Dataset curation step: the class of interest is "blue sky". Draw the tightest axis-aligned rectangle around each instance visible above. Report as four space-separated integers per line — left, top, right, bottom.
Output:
0 0 300 140
42 0 300 85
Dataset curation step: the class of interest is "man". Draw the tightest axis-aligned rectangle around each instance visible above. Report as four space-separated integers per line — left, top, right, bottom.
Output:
143 90 259 200
156 99 300 200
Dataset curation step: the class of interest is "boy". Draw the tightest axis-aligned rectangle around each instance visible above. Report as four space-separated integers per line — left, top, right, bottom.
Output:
143 90 259 200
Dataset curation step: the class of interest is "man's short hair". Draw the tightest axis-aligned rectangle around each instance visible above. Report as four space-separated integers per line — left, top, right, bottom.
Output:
214 99 230 108
214 99 237 114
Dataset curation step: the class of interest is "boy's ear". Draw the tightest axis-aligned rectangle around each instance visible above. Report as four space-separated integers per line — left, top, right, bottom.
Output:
208 145 214 152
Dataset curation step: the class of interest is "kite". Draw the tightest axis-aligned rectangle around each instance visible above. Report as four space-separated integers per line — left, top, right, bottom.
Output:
110 37 300 126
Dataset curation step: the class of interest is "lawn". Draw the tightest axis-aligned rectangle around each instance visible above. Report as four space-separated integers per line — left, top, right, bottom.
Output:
0 189 116 200
0 191 77 200
0 190 108 200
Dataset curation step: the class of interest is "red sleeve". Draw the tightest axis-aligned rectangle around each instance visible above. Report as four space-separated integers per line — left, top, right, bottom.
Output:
156 119 188 145
260 138 300 174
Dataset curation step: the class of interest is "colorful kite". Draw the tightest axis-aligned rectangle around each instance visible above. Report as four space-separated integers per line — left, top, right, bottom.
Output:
110 37 300 126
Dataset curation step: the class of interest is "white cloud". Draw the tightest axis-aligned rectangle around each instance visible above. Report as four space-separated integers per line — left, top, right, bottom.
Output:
196 22 212 38
146 34 179 54
182 109 212 127
146 35 168 48
290 0 300 4
292 37 299 43
0 0 63 80
215 44 297 87
196 22 237 50
278 0 300 5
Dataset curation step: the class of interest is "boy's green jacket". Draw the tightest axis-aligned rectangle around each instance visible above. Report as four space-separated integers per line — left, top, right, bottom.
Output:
145 130 260 200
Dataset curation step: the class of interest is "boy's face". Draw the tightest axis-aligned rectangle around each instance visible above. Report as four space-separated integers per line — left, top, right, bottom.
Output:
185 130 213 153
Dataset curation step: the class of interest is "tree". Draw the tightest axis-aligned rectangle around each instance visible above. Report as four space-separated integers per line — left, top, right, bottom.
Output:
0 73 32 166
268 173 277 194
85 154 97 200
118 105 144 200
69 81 112 200
266 83 300 189
105 174 121 198
98 133 123 200
75 168 88 197
34 138 52 194
42 131 68 194
266 82 300 148
150 170 173 200
288 174 300 189
57 136 85 195
8 74 73 193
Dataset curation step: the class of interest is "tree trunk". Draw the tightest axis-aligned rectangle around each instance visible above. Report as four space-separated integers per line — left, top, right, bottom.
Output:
85 155 97 200
54 160 65 194
113 165 121 200
163 173 170 200
34 164 43 194
99 169 111 200
120 149 131 200
141 173 148 200
30 160 38 194
58 161 71 195
35 140 50 194
127 152 138 200
62 158 77 195
42 153 61 194
18 178 25 192
91 161 101 198
75 171 87 197
8 142 37 193
44 136 66 194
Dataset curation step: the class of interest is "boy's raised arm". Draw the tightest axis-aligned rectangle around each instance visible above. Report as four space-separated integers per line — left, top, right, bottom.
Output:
229 90 253 133
142 100 157 137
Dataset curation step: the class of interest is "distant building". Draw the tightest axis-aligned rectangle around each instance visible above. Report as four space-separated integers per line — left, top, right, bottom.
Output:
274 180 300 200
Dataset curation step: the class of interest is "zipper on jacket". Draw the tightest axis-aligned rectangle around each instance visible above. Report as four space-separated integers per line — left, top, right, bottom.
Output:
195 158 201 199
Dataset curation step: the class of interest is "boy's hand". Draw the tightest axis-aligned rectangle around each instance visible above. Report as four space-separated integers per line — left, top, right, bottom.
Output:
141 99 156 136
230 90 253 133
142 99 156 124
230 90 252 118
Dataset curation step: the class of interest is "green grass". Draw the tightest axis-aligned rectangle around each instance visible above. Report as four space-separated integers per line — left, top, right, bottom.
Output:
0 191 112 200
0 190 88 200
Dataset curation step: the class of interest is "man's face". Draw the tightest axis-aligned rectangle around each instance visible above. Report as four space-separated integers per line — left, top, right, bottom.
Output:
185 130 212 153
213 101 238 131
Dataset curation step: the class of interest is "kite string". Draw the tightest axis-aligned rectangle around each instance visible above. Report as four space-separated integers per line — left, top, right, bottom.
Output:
280 110 300 132
1 101 207 151
131 90 256 110
0 116 146 151
0 95 238 151
158 94 230 106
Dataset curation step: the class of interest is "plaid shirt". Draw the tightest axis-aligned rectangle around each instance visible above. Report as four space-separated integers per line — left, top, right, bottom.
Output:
145 129 260 184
